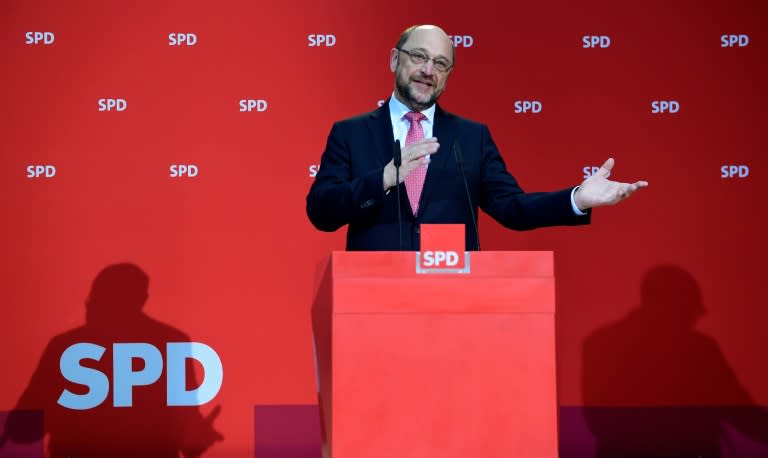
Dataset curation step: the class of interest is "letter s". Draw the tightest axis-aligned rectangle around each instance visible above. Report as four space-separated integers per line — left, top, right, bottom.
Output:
57 343 109 410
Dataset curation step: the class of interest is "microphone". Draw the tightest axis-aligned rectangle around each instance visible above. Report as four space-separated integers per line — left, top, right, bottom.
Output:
393 139 403 250
453 141 481 251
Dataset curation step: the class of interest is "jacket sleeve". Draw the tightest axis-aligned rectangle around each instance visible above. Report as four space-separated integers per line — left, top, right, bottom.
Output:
477 124 590 230
306 122 388 232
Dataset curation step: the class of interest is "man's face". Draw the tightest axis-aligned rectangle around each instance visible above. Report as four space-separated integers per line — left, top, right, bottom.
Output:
391 28 454 111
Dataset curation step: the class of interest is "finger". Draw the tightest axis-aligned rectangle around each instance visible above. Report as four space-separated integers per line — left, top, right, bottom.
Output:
403 138 438 154
597 158 615 177
406 144 440 161
619 183 637 200
620 181 646 196
632 180 649 187
405 140 440 153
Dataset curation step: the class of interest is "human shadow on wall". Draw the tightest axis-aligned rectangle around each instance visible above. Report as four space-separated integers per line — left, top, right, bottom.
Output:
0 263 223 458
581 265 768 458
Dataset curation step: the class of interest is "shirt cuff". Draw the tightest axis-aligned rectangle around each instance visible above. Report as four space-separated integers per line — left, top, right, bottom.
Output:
571 186 588 216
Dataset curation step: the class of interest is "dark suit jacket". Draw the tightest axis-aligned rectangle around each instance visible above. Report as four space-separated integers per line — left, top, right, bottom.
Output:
306 101 590 251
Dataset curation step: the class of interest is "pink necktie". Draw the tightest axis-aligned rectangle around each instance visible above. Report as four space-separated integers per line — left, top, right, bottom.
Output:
404 111 427 215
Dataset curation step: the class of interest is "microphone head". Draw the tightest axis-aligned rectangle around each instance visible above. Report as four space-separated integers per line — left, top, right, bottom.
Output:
394 139 402 167
453 140 464 167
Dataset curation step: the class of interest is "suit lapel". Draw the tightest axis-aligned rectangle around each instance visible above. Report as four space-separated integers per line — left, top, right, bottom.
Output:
366 101 396 168
418 105 456 216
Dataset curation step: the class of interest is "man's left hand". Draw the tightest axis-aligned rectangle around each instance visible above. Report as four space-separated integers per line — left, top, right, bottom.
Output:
574 158 648 211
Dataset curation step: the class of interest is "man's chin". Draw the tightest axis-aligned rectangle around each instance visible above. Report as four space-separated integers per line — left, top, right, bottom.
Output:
395 83 437 110
407 88 435 107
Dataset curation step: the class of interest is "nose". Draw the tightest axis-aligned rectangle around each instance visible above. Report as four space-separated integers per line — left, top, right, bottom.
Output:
420 59 435 76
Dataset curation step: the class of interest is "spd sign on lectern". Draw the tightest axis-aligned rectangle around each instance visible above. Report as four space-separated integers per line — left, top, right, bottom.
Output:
416 224 470 273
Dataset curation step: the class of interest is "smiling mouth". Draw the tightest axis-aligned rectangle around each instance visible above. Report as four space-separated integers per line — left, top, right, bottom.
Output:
413 79 434 88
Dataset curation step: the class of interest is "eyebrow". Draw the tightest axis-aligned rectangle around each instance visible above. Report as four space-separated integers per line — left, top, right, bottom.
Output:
410 47 451 61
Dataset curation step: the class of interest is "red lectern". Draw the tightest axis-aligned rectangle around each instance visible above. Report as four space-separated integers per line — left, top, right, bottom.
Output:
312 251 558 458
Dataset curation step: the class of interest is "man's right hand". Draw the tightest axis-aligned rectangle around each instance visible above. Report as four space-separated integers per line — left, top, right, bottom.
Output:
383 137 440 190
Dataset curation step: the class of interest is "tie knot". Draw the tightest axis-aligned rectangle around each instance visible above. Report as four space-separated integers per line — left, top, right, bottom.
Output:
404 111 426 124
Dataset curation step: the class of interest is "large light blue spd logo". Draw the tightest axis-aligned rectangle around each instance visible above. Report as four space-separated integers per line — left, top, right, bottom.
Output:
57 342 223 410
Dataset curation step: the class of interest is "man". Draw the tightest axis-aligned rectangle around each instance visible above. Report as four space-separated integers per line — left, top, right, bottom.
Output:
306 25 647 250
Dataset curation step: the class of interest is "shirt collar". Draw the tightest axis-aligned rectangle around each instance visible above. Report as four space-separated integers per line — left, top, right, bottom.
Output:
388 92 436 124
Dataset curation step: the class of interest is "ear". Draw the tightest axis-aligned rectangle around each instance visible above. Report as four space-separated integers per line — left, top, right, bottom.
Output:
390 48 399 72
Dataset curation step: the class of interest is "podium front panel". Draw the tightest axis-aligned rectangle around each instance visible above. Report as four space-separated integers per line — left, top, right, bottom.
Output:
313 251 558 458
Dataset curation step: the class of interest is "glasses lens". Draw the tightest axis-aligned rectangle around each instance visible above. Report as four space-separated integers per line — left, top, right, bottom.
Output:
409 50 427 64
434 60 450 72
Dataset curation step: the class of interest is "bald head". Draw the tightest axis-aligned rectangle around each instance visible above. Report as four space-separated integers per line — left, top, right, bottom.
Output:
395 25 455 63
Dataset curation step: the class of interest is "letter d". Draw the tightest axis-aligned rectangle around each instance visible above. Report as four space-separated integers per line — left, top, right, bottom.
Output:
166 342 223 406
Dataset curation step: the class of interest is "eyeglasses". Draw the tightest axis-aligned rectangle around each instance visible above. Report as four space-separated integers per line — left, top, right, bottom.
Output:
396 48 453 73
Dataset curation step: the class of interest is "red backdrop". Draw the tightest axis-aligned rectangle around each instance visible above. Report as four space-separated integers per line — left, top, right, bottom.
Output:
1 0 766 456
